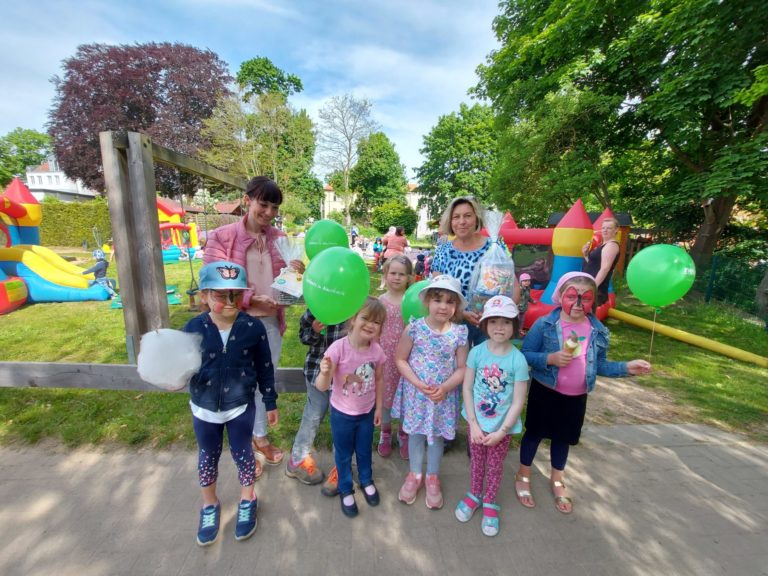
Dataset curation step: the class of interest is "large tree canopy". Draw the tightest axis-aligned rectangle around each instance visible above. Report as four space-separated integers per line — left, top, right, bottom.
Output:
236 56 303 99
476 0 767 263
415 103 497 220
349 132 407 218
0 128 51 187
48 42 232 194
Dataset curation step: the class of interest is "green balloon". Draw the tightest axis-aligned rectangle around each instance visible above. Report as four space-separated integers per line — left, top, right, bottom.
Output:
626 244 696 308
303 247 370 325
304 219 349 259
401 279 430 324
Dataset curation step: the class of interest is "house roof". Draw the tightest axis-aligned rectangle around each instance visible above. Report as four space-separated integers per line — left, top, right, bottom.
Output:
215 200 243 215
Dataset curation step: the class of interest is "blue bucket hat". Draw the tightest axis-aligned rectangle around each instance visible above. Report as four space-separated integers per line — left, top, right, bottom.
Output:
199 261 248 291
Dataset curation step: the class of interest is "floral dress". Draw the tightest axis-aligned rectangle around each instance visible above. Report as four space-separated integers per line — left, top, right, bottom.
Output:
379 294 405 409
392 317 468 444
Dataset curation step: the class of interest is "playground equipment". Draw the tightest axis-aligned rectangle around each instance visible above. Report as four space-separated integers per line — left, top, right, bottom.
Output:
0 178 109 313
502 199 620 328
156 197 198 262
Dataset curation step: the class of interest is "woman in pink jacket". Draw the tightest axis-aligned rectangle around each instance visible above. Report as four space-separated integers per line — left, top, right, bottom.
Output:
204 177 305 476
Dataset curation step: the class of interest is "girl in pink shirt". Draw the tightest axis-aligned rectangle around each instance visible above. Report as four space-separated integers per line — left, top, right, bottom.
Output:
316 297 387 518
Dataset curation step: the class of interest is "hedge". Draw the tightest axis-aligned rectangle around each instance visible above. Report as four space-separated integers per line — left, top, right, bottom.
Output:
371 200 418 235
39 197 113 248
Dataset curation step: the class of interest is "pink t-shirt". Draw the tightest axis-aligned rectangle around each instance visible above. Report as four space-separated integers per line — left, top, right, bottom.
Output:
325 336 387 416
245 233 277 318
556 319 591 396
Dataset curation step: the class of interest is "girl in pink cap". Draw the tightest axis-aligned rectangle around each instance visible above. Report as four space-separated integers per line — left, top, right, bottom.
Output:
517 272 651 514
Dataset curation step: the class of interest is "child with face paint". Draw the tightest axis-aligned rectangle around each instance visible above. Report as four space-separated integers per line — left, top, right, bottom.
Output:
182 261 278 546
517 272 650 514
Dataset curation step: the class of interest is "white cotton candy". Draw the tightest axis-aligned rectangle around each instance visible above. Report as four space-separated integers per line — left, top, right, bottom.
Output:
137 329 202 391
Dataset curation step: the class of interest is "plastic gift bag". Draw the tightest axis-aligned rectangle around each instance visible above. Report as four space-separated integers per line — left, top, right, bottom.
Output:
271 236 305 305
468 210 516 314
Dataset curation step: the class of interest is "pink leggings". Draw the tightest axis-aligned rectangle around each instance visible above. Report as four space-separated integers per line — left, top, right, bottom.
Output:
469 435 512 503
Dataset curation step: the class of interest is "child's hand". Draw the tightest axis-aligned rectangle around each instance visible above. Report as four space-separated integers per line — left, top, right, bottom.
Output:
311 320 325 334
319 357 332 375
469 422 486 445
548 350 573 367
267 409 279 426
427 385 445 403
627 359 651 375
482 429 506 447
374 408 382 427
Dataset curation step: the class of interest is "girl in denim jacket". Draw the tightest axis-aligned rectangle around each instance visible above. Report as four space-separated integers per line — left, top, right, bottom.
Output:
516 272 650 514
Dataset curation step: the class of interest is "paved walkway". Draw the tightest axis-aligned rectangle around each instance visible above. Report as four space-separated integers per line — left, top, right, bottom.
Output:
2 423 767 576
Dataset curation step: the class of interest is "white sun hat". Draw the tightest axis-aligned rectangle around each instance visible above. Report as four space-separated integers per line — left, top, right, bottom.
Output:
418 274 467 310
479 295 519 322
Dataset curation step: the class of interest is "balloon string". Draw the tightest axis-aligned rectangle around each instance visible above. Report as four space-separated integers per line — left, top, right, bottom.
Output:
648 308 658 362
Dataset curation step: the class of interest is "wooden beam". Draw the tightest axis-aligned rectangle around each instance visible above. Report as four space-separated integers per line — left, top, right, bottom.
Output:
0 362 307 394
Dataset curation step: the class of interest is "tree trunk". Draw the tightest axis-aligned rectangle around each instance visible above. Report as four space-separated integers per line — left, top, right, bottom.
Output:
689 194 736 267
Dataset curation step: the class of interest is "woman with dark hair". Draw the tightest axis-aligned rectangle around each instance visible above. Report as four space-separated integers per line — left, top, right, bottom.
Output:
204 176 305 476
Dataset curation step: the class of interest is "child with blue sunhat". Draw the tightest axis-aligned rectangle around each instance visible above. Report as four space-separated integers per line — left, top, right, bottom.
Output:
183 261 278 546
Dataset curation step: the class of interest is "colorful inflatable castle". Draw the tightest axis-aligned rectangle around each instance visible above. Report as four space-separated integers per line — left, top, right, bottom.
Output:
501 199 620 329
0 178 109 314
156 197 199 263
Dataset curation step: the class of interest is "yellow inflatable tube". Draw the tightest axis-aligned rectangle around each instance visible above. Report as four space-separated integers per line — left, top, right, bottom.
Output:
0 246 94 289
608 308 768 368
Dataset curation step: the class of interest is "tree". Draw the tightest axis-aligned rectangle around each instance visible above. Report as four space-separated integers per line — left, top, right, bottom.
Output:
317 94 378 222
371 200 418 236
48 43 232 195
236 56 303 99
0 128 51 187
415 103 497 219
476 0 768 265
349 132 407 219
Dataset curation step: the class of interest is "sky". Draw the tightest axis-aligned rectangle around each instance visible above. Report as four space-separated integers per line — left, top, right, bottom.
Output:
0 0 501 180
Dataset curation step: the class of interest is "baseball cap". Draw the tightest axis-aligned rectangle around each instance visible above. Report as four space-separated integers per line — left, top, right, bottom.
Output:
199 261 248 291
480 295 519 322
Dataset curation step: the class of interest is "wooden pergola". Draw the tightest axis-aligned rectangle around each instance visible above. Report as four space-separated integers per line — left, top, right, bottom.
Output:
0 132 304 393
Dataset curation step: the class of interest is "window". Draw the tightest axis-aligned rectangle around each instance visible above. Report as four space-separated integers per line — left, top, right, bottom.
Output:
47 175 52 184
55 175 60 185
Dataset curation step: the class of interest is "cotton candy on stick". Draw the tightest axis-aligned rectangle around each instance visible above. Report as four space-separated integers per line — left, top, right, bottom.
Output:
137 329 202 391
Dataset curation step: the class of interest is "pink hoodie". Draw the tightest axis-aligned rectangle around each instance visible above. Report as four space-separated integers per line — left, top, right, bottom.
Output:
203 215 288 335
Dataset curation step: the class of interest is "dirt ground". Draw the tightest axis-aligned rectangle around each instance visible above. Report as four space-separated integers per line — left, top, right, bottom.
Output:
587 377 699 426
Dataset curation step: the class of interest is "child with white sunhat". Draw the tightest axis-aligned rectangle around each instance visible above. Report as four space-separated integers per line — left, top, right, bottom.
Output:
393 274 469 510
182 261 278 546
455 295 529 536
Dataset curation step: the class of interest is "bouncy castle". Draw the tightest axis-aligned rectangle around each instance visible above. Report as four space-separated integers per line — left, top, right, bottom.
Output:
156 197 199 263
0 178 109 314
501 199 621 329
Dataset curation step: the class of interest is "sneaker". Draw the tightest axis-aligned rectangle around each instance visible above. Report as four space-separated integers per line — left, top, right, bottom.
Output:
234 498 258 541
285 455 324 485
321 466 339 497
196 502 220 546
455 492 481 522
425 474 443 510
481 503 501 537
398 472 423 505
377 429 392 458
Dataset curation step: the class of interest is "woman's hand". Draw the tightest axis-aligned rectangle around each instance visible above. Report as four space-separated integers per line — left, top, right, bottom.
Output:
250 294 279 310
463 310 481 327
582 241 591 259
627 359 652 375
547 350 573 368
290 259 306 274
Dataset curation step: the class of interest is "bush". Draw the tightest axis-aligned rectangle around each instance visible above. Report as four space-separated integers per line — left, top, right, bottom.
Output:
327 210 345 225
39 197 112 248
371 200 418 235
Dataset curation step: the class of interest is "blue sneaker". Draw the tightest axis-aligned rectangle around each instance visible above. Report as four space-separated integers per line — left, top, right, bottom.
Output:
234 497 258 541
196 502 220 546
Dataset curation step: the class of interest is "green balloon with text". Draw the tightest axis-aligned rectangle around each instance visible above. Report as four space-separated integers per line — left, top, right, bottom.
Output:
303 247 370 325
304 219 349 260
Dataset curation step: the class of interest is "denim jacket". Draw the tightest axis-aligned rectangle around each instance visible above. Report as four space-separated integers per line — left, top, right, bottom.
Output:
521 308 627 393
183 311 277 412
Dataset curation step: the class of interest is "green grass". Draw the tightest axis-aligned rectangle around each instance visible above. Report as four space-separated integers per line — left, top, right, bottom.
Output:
1 251 766 447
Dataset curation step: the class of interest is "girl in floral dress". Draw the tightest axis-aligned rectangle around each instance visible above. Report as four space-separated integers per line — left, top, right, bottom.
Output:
393 275 469 509
377 255 413 459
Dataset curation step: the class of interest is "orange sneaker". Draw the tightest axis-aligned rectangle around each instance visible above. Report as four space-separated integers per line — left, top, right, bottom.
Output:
285 454 324 485
321 466 339 497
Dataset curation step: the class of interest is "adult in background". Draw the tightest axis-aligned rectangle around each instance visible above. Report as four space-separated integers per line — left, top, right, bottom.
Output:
430 197 519 344
379 226 408 289
582 216 620 306
204 176 305 476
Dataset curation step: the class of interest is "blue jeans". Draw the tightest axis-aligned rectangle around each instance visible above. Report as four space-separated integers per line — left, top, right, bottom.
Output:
330 406 375 496
290 381 331 463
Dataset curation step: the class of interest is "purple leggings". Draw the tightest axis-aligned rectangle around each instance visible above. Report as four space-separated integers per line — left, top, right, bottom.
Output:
192 402 257 487
469 435 512 503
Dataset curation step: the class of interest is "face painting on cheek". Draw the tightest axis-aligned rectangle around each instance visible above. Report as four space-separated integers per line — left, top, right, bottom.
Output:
562 286 595 314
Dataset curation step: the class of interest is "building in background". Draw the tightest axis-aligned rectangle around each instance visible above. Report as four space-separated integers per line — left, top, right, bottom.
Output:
25 156 98 202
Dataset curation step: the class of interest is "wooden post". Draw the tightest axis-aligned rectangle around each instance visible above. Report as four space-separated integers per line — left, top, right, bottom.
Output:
100 131 169 362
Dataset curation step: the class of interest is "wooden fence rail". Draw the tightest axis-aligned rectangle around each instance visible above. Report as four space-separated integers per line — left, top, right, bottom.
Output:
0 363 306 394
